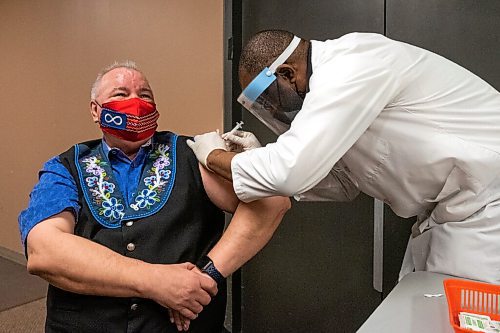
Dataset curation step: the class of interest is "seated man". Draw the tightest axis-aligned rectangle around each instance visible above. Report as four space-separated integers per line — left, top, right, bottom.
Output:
18 61 290 333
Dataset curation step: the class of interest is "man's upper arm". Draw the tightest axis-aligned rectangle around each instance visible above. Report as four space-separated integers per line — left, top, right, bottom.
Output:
199 163 239 213
19 156 80 246
27 210 76 254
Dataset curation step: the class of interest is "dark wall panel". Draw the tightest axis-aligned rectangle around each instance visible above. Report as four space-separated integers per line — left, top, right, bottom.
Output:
241 197 381 332
242 1 384 41
386 0 500 90
382 209 414 298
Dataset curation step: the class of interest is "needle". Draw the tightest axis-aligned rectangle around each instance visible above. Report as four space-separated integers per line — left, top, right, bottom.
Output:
228 121 244 135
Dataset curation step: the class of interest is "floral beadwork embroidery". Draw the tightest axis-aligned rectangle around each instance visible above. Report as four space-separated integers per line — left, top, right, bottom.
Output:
130 144 172 211
81 156 125 221
76 134 177 228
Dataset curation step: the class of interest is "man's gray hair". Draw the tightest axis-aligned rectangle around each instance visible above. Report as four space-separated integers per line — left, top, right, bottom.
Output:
90 60 142 100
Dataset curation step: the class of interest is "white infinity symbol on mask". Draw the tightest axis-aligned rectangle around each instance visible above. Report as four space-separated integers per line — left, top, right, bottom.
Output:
104 113 123 126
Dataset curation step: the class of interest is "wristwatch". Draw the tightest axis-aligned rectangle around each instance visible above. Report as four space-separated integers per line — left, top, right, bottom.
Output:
197 255 225 285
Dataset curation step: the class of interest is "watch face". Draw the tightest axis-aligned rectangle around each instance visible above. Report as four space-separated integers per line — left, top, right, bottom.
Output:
202 261 213 271
197 255 212 270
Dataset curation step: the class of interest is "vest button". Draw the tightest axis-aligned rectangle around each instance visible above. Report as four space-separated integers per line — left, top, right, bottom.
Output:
130 303 138 311
125 221 134 227
126 243 136 251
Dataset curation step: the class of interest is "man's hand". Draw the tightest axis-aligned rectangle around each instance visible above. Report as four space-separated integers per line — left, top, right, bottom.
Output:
168 308 191 332
187 131 226 169
168 269 217 331
144 262 217 320
222 130 262 152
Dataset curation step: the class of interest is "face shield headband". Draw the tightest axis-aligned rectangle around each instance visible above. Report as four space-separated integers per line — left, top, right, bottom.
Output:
237 36 303 135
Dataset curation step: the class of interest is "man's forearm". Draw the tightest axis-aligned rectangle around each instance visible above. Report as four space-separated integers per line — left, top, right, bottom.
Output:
26 212 216 319
207 196 291 277
28 226 152 297
206 149 237 181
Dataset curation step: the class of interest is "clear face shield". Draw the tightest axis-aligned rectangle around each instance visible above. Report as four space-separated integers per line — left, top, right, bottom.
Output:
237 36 304 135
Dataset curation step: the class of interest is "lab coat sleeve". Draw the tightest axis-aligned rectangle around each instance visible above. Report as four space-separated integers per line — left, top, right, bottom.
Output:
293 160 360 202
232 54 401 202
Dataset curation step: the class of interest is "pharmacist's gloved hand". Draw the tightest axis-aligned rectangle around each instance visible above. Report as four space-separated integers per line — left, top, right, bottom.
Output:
222 130 262 152
187 130 227 169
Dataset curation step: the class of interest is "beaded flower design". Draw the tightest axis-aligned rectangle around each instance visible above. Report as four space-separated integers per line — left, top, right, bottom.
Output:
77 137 176 228
82 156 125 220
130 144 172 211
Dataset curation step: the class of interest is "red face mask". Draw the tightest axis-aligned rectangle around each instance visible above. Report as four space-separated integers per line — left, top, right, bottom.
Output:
98 98 159 142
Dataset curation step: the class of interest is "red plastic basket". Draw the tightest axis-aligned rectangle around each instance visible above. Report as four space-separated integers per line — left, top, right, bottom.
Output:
444 279 500 333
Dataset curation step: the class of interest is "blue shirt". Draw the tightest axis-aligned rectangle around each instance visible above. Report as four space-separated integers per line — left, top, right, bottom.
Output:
18 140 152 244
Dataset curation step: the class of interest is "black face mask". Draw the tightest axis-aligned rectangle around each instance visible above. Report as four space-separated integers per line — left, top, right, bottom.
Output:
295 82 307 100
273 75 306 125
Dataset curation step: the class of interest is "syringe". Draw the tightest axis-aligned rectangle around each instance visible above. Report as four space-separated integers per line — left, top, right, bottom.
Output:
228 121 244 135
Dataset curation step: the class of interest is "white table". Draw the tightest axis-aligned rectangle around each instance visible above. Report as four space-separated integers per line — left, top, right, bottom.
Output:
357 271 457 333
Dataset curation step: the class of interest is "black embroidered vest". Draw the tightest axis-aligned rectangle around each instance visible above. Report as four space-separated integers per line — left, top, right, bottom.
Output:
46 131 226 333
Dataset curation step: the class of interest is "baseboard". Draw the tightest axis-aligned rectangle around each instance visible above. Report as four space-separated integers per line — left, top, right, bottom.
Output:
0 246 26 266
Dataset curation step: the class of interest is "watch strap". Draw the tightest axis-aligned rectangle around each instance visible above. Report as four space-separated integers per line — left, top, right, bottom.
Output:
197 255 225 285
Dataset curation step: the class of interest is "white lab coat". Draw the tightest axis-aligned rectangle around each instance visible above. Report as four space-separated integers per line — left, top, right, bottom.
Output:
232 33 500 283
